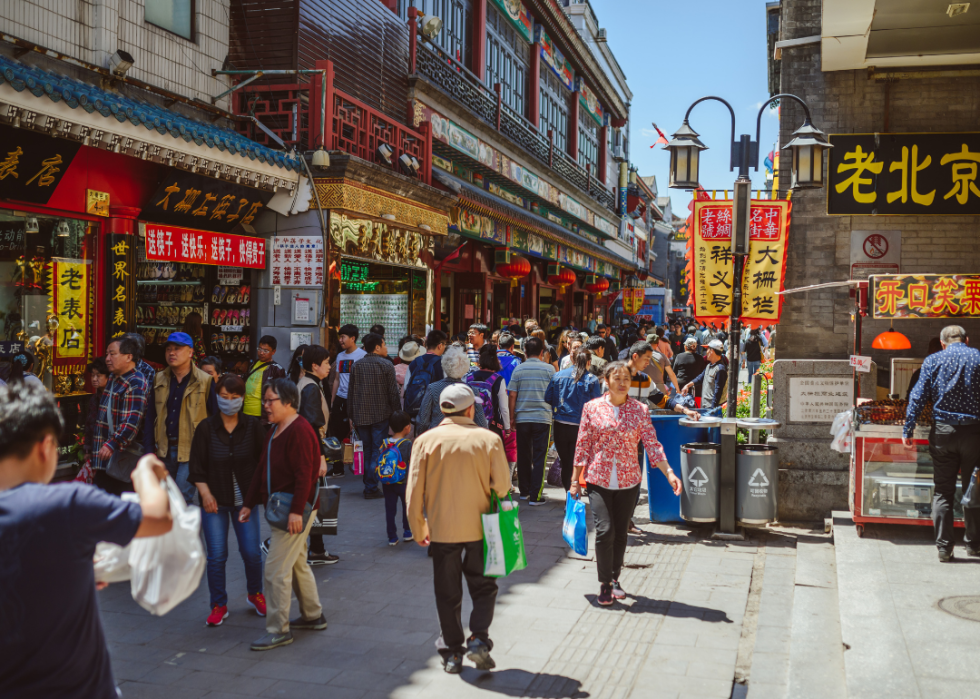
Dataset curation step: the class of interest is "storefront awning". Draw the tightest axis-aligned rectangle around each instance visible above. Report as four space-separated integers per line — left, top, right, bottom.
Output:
0 54 301 193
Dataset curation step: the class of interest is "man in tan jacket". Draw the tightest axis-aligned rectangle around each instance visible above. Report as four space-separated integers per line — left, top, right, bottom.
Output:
407 384 511 675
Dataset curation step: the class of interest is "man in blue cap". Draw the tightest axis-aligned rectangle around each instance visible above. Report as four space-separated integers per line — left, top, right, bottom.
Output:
143 331 218 504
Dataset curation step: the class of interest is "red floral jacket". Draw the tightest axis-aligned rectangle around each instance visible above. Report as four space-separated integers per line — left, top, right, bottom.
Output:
572 396 667 489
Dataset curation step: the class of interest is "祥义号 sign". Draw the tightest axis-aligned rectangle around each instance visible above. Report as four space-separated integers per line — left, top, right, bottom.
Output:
828 133 980 216
872 273 980 319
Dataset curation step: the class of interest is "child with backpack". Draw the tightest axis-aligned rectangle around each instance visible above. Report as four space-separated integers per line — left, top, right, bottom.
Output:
376 410 414 546
465 345 511 442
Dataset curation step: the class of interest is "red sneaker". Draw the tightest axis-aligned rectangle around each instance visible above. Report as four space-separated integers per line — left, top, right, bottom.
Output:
247 593 267 617
206 605 228 626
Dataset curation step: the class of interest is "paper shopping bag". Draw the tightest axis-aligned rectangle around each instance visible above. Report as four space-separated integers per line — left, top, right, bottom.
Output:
482 492 527 577
351 439 364 475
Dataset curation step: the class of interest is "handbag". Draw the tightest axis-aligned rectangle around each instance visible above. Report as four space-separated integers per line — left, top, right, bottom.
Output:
104 392 143 483
546 455 563 487
351 429 365 476
310 478 341 536
264 424 320 532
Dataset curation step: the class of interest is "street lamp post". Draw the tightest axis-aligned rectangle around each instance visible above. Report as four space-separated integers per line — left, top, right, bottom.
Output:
665 94 831 533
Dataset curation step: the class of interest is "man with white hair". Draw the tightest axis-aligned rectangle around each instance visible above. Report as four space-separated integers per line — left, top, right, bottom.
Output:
672 337 708 402
416 345 488 434
904 325 980 562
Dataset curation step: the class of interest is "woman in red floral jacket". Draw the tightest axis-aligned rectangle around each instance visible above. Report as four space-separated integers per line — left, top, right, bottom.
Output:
571 361 683 606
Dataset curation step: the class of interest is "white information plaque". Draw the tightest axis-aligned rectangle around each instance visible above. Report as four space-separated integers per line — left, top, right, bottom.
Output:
789 377 853 423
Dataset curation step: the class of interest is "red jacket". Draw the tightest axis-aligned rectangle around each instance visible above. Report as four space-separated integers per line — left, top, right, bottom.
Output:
573 396 667 489
243 416 319 515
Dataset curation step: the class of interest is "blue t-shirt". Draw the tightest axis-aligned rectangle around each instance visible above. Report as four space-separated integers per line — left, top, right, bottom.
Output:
0 482 143 698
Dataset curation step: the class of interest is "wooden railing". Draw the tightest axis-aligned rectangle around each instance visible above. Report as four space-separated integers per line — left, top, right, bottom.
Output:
232 60 432 186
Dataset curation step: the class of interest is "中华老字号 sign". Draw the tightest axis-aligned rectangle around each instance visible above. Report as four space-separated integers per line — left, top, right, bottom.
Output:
872 273 980 319
828 133 980 215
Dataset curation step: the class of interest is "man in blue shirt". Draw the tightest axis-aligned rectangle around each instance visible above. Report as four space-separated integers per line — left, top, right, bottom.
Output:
0 382 172 698
495 333 522 385
904 325 980 561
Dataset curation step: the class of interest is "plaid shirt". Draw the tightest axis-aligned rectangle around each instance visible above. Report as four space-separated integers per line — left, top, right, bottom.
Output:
92 368 149 471
347 354 401 427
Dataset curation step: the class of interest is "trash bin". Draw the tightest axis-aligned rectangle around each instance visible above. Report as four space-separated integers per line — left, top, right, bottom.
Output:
648 413 688 523
736 444 778 524
679 443 720 522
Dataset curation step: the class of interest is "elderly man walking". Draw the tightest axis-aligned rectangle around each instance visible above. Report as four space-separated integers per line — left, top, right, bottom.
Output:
407 384 511 674
904 325 980 562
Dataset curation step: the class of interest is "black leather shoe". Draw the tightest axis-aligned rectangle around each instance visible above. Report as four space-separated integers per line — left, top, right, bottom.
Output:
290 614 328 630
363 490 384 500
443 652 464 674
966 547 980 557
939 550 954 562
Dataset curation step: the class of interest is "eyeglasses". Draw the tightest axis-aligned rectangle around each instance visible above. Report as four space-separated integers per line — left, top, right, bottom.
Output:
261 397 281 405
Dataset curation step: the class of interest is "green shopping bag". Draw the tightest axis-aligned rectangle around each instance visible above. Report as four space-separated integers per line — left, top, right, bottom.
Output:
482 492 528 577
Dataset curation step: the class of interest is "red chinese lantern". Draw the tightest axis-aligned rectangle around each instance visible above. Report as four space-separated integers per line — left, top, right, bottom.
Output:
585 275 610 297
548 265 576 292
496 255 531 288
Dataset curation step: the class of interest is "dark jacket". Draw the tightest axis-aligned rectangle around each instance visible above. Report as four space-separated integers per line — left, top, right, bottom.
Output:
298 381 330 458
188 412 265 508
545 366 603 424
673 351 707 397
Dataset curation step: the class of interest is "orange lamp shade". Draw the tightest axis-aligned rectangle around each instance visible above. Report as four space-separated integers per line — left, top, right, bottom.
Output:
872 327 911 350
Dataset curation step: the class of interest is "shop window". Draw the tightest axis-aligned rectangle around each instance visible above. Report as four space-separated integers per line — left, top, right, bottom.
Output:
145 0 194 41
0 209 97 396
539 66 568 153
339 260 426 341
578 114 599 174
402 0 473 66
486 3 529 115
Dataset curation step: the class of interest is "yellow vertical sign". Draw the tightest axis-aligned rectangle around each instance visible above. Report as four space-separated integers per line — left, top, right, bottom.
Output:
692 201 734 322
50 258 89 359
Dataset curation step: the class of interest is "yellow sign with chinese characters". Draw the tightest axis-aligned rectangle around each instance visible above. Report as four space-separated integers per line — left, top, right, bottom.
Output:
828 133 980 215
87 189 110 217
49 258 89 360
872 274 980 319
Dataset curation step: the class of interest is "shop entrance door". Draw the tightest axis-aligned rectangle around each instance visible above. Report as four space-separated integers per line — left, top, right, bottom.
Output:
492 282 510 332
456 289 482 338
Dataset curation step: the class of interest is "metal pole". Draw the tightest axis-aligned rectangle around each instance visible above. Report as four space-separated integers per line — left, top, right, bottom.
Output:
750 372 762 444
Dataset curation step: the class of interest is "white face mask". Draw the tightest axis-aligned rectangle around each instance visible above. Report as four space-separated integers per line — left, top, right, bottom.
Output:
217 395 243 416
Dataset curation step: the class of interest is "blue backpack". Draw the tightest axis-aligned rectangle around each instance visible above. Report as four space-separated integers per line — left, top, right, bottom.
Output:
403 354 440 418
376 438 409 484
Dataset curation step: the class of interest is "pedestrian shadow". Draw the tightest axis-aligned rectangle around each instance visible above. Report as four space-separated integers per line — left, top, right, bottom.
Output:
463 668 589 698
581 593 733 623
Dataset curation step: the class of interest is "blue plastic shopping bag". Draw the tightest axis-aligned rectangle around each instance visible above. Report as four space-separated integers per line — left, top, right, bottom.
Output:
562 493 588 556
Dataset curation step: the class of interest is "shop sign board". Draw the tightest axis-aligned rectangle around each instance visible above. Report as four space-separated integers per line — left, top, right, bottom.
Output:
535 26 574 90
872 273 980 319
86 189 110 217
828 133 980 215
850 355 872 373
145 224 266 268
691 199 791 326
107 235 135 338
270 236 323 287
217 266 243 285
50 258 90 361
0 341 25 357
850 230 901 279
788 377 853 423
576 78 606 127
144 172 273 234
489 0 532 42
0 123 81 204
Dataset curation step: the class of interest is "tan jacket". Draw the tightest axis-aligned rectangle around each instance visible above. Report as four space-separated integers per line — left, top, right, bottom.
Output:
406 416 511 544
152 365 212 462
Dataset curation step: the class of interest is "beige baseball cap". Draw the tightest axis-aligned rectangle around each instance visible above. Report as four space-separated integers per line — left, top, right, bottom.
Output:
439 384 483 412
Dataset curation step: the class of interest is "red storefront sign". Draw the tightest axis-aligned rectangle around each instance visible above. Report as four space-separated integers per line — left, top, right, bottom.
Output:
144 224 266 268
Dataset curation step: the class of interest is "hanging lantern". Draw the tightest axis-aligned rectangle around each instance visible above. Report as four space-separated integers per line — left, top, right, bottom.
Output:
584 274 610 298
496 255 531 288
872 324 911 350
548 264 576 292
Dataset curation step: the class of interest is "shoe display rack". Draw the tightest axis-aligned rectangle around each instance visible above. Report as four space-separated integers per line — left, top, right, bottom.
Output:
209 274 252 375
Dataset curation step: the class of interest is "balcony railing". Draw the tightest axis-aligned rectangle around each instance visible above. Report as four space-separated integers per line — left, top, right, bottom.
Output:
412 38 616 215
231 60 431 186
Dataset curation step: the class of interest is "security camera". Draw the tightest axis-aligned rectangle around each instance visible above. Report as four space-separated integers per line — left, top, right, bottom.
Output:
108 50 135 77
418 14 444 42
399 154 420 176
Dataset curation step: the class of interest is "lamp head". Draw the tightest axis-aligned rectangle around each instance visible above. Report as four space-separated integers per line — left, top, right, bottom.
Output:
418 14 444 42
108 50 135 77
782 118 832 190
377 143 394 166
312 147 330 170
664 120 707 190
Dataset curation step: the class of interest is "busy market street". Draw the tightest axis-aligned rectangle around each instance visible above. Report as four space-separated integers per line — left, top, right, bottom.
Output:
3 1 980 698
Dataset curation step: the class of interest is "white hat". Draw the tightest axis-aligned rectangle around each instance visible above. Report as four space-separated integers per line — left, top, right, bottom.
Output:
398 341 425 363
439 384 483 412
704 339 725 353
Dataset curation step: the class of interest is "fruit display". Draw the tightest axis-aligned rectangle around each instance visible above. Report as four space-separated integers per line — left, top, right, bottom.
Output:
856 398 933 426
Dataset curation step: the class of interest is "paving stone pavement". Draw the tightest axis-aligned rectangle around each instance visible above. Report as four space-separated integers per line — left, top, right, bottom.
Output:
101 475 761 699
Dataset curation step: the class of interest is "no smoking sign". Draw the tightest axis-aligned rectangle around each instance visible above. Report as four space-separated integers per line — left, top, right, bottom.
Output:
863 234 889 259
850 230 900 280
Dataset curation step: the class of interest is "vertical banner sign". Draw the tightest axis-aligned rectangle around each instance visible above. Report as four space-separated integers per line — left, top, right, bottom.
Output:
692 200 791 325
50 258 90 361
107 234 135 338
622 288 645 315
872 274 980 319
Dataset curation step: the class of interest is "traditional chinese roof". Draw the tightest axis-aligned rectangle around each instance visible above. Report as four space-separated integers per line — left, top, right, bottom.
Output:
0 54 301 174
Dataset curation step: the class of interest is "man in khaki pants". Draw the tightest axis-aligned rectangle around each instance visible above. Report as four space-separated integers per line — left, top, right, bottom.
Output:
240 378 326 650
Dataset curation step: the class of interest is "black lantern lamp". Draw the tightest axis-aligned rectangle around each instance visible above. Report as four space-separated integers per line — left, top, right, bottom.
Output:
783 119 832 190
664 120 707 190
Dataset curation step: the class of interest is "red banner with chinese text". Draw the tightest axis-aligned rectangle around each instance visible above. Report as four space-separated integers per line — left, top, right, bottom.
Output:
144 224 267 268
872 274 980 319
691 199 791 326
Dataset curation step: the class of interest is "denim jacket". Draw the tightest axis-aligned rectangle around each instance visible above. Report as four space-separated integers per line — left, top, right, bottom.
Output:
545 366 603 424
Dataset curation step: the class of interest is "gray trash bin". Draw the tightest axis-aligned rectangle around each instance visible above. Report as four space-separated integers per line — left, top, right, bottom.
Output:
737 444 778 524
680 443 720 522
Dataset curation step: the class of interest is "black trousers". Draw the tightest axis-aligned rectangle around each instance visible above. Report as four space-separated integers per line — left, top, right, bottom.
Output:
516 422 551 500
929 423 980 552
587 483 640 584
326 396 350 474
553 422 580 492
94 469 133 496
430 541 498 659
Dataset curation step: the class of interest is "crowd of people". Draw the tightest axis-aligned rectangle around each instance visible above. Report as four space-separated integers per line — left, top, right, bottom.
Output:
0 312 777 693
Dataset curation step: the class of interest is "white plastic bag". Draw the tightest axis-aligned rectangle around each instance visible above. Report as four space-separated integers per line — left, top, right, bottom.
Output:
128 476 205 616
93 492 141 584
829 410 853 454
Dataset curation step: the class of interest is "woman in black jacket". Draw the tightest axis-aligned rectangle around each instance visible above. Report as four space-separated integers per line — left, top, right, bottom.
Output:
189 373 266 627
287 344 336 566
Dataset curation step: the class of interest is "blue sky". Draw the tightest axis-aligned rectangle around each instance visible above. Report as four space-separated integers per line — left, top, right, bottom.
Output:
589 0 781 213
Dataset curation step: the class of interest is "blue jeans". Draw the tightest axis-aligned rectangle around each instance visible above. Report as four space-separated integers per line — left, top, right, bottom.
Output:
747 361 761 381
383 482 410 540
165 445 197 505
202 505 263 608
355 420 389 494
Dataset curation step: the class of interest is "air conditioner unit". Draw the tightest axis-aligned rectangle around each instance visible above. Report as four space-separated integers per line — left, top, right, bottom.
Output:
612 144 626 162
596 28 608 42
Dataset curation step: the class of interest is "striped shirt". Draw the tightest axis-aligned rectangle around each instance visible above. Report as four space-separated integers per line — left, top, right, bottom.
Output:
508 358 556 424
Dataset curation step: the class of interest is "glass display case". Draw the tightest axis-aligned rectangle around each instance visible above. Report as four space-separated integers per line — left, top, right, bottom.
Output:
339 259 426 343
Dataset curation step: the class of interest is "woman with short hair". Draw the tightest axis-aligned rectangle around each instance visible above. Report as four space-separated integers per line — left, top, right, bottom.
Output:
189 373 266 627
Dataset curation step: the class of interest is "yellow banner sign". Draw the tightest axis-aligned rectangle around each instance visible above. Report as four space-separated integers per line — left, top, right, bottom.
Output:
50 258 89 360
872 274 980 319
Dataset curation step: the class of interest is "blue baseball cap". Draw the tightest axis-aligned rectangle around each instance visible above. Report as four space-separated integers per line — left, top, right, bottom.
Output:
165 331 194 348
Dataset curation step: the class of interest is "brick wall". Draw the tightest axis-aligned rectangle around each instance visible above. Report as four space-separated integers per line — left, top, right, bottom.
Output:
777 0 980 379
1 0 231 108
